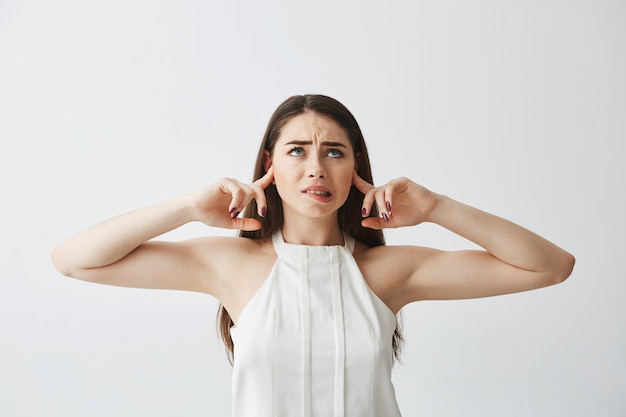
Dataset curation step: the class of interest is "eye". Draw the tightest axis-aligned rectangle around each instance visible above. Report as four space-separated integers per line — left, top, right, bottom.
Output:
288 147 305 156
327 148 344 158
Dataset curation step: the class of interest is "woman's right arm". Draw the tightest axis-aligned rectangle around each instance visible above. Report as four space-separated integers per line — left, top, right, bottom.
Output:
50 169 273 294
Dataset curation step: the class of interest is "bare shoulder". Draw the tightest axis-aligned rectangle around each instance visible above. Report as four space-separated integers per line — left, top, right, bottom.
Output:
188 235 275 282
352 241 437 313
190 236 276 323
189 234 272 257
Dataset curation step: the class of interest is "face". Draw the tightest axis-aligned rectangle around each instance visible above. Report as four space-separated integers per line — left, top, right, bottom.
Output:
268 111 356 222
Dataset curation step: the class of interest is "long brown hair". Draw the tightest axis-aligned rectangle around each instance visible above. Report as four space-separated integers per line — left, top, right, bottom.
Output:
217 94 403 363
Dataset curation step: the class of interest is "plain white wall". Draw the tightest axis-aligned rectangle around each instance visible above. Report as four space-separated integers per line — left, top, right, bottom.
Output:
1 0 624 416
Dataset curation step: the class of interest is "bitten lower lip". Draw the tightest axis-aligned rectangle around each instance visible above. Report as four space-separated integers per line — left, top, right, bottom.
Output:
302 186 333 201
302 186 332 196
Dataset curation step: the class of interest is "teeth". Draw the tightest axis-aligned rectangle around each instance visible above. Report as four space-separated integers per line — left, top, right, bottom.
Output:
306 190 330 196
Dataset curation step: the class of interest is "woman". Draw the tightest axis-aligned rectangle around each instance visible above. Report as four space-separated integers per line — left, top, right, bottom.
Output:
51 94 575 416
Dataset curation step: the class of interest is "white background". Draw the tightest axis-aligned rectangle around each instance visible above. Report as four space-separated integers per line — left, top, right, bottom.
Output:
1 0 624 416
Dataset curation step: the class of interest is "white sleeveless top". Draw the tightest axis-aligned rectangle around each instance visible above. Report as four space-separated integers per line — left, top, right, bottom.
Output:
230 231 402 417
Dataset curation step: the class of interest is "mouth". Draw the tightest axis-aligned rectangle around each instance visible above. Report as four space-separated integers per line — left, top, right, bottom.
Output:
303 189 332 197
302 186 333 200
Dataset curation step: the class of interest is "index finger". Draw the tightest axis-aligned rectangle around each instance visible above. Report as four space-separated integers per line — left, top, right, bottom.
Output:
352 170 374 194
255 164 274 189
251 165 274 218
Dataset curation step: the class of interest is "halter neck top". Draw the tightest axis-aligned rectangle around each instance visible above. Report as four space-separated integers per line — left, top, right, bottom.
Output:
229 232 402 417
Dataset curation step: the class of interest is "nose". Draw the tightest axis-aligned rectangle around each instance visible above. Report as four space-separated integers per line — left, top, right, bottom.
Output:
307 154 326 178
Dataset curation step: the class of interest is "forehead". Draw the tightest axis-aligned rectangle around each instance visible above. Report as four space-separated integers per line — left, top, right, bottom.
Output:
277 111 351 146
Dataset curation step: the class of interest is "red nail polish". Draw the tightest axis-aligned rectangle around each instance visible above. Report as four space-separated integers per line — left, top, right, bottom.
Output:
382 213 389 223
361 207 367 217
261 207 267 217
386 201 392 213
231 211 240 219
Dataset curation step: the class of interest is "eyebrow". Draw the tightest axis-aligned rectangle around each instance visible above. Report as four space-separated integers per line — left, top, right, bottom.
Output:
283 140 348 148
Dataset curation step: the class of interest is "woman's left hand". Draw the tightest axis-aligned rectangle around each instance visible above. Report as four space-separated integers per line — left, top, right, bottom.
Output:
352 173 441 229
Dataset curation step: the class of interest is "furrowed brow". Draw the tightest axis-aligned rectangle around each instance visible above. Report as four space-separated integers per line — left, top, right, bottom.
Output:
284 140 347 148
321 141 348 148
284 140 311 146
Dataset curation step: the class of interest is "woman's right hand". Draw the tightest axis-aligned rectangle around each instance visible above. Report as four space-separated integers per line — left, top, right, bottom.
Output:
189 166 274 231
51 166 275 292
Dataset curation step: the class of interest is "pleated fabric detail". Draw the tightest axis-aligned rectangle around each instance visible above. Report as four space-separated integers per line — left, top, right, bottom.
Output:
230 232 402 417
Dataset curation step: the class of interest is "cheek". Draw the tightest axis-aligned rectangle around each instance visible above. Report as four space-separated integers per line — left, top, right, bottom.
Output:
343 160 356 180
336 166 355 196
270 164 293 196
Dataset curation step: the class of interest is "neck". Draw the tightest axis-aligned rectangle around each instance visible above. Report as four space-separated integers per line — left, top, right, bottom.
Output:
281 211 344 246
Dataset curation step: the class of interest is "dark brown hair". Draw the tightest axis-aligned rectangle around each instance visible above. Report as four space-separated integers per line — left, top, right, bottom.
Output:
217 94 403 363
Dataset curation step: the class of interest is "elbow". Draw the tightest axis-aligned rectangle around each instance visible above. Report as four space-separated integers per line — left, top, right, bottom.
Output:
50 245 77 278
550 251 576 285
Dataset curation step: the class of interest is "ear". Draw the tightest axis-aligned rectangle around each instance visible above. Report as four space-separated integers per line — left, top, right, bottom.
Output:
263 151 275 183
263 150 272 171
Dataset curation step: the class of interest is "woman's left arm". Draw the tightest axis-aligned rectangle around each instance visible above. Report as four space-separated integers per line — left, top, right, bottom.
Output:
354 174 575 302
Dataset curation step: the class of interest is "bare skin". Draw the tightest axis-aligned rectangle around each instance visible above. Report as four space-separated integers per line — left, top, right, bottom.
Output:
51 112 575 324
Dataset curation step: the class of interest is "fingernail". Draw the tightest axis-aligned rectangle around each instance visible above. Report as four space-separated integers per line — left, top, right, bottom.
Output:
231 211 240 219
382 213 389 223
229 207 237 214
361 207 367 217
260 207 267 218
386 201 392 213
